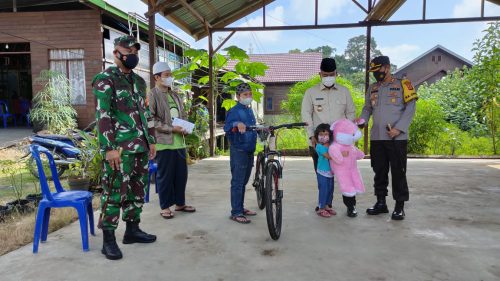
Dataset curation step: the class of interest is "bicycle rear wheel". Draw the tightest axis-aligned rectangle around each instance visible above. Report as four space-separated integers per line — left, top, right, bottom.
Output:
252 152 266 210
265 163 282 240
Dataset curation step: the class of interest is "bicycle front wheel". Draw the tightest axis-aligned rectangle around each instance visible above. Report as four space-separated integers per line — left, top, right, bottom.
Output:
265 163 282 240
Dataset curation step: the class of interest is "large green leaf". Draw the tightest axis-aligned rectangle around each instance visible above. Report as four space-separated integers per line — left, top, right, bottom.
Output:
198 75 210 85
221 98 237 111
220 72 240 83
213 53 228 68
246 62 268 77
180 84 192 91
223 45 249 61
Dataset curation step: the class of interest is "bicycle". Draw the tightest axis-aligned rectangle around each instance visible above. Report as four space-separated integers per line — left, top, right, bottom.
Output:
249 122 307 240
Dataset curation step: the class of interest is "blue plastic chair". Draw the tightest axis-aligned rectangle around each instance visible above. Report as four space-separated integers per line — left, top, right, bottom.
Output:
0 100 16 128
30 144 95 253
144 160 158 203
19 99 31 126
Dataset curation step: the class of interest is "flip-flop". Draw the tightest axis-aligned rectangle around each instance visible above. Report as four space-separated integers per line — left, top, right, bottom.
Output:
230 215 251 224
326 208 337 215
160 210 174 219
317 209 331 218
243 209 257 216
175 205 196 213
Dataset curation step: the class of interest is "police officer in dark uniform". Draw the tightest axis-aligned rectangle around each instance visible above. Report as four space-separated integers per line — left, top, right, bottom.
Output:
359 56 417 220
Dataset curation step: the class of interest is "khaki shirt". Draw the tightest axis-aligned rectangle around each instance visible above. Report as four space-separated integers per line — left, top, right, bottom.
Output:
148 86 187 145
360 77 417 141
301 83 356 145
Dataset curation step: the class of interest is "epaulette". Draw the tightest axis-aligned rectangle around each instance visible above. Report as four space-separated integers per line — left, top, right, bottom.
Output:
401 79 418 103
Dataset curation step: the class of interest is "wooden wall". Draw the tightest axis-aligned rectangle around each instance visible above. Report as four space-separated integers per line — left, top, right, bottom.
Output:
0 10 103 127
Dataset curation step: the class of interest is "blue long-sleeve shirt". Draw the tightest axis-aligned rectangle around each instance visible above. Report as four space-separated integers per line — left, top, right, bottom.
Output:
224 102 257 152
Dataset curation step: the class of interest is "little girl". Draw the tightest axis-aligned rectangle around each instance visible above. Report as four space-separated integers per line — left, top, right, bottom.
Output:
314 123 335 218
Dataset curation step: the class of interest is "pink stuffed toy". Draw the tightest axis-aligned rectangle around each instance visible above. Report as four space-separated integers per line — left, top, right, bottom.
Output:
328 119 365 217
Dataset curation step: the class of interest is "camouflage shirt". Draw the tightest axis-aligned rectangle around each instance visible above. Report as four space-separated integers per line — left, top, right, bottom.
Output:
92 66 156 155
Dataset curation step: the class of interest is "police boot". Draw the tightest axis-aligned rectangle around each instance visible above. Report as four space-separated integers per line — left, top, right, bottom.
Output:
391 201 405 220
343 196 357 218
102 230 123 260
366 195 389 215
123 221 157 244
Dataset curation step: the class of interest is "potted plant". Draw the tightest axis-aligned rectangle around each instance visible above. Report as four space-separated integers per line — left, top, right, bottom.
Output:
67 130 102 191
30 70 77 134
67 161 91 191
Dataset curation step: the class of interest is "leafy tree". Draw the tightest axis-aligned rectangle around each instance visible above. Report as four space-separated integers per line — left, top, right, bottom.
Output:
470 21 500 154
172 46 268 111
280 75 364 122
304 45 336 58
343 35 383 73
418 67 487 135
289 48 301 54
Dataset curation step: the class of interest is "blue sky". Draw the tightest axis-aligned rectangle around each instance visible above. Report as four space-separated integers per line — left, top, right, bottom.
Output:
106 0 499 68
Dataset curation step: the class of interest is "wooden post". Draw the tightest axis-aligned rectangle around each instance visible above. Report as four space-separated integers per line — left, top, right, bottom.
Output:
148 0 157 89
364 0 373 155
208 30 215 156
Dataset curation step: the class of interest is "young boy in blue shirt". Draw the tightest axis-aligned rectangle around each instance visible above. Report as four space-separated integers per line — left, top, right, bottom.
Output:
224 83 258 224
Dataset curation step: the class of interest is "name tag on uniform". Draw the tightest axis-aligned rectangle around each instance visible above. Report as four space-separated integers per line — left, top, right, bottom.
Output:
315 98 324 100
390 87 401 91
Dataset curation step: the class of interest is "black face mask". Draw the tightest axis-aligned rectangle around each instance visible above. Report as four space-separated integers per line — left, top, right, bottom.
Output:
117 51 139 70
373 70 387 82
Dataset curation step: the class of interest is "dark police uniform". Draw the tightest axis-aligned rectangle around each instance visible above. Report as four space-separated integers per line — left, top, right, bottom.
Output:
360 56 417 219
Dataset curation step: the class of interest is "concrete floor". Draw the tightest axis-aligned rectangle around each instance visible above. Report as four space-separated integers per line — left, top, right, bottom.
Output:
0 127 32 149
0 157 499 281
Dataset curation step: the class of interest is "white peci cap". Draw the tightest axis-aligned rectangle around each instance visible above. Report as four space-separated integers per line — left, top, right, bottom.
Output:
152 61 171 75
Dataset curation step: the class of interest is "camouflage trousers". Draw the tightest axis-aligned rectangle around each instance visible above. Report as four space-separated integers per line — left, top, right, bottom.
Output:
98 152 148 230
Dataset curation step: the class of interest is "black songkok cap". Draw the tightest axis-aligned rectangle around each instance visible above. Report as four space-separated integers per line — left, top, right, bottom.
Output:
320 58 336 72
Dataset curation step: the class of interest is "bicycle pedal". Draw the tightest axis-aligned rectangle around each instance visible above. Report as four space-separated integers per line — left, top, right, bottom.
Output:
277 190 283 199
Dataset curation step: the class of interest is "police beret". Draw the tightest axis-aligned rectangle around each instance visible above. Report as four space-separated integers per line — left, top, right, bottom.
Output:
236 82 252 95
369 56 390 72
320 58 337 72
114 35 141 50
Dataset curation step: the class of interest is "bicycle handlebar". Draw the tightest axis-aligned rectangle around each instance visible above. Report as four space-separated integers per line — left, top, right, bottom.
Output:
247 122 307 131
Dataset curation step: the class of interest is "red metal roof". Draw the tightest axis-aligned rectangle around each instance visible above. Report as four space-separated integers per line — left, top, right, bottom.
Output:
226 52 323 83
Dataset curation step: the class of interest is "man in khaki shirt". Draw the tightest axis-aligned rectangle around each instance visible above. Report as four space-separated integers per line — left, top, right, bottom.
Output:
301 57 356 213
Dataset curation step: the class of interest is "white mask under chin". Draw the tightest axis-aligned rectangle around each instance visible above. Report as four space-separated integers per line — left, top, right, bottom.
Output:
336 132 354 145
322 76 336 87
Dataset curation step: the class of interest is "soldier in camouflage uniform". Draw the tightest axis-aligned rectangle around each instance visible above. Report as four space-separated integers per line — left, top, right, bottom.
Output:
92 35 157 260
359 56 417 221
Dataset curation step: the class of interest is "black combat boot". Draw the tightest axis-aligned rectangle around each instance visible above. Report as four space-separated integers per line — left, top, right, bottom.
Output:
366 195 389 215
391 201 405 220
102 230 123 260
343 196 358 218
122 221 157 244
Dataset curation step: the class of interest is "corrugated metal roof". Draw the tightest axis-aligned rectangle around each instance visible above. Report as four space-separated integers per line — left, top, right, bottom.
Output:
142 0 275 41
225 52 323 83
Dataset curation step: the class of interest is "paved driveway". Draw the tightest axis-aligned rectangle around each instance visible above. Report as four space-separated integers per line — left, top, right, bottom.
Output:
0 157 499 281
0 127 32 149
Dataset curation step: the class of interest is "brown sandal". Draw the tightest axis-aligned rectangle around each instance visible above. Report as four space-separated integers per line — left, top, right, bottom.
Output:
230 215 251 224
160 210 174 219
175 205 196 213
243 209 257 216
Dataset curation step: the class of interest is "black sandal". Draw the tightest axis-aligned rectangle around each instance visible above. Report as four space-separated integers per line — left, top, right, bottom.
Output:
230 215 251 224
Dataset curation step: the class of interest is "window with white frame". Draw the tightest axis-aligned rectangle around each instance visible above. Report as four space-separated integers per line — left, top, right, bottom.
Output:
49 49 86 105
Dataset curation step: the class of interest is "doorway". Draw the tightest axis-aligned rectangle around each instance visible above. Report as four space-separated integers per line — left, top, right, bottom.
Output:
0 42 31 126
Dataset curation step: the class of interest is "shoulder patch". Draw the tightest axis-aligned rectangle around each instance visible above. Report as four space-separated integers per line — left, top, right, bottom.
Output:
401 79 418 103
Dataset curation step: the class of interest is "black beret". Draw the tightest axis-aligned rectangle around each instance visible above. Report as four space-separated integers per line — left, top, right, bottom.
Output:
369 56 390 72
320 58 336 72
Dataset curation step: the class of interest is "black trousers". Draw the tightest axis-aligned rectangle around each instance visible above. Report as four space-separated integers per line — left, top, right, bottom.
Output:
156 149 188 209
370 140 409 202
